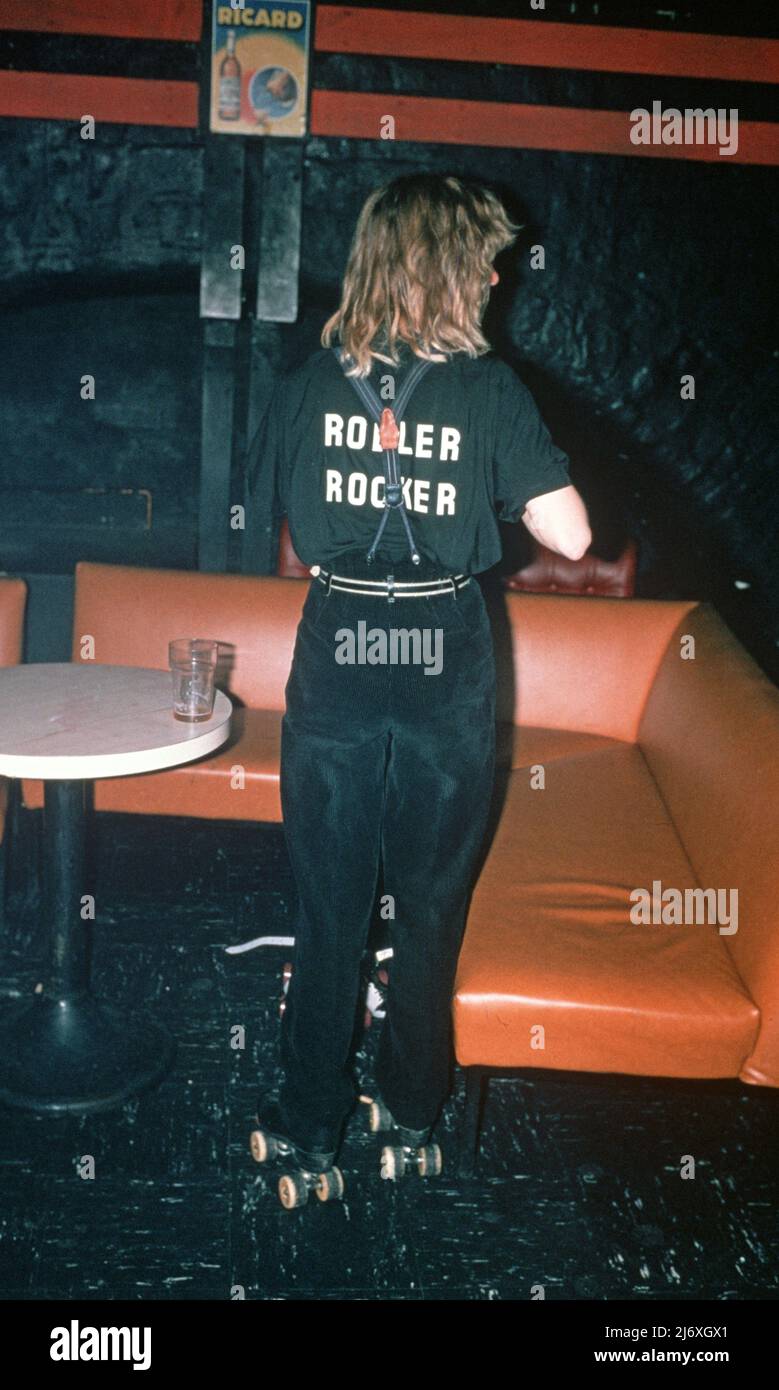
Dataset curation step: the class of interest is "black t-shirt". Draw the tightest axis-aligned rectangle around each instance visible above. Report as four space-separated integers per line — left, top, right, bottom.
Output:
245 339 572 575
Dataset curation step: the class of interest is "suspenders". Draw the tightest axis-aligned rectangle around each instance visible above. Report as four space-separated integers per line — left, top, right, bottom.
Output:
332 345 436 565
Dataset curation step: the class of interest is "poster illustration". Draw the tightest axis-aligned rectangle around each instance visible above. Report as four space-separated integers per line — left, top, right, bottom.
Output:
209 2 310 138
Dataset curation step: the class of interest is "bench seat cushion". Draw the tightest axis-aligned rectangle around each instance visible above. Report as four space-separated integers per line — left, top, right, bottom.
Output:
454 740 758 1078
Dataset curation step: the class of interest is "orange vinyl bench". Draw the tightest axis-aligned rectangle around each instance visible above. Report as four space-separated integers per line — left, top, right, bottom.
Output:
454 593 779 1169
18 563 779 1174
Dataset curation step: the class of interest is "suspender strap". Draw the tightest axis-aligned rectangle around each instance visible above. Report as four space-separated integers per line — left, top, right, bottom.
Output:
333 346 435 565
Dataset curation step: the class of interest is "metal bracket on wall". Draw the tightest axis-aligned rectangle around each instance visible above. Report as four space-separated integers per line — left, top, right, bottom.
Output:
200 138 245 323
198 138 246 571
256 140 303 324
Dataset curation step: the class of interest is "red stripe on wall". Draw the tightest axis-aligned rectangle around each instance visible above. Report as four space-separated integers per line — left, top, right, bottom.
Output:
2 72 775 164
0 0 202 42
315 8 779 85
1 3 776 86
310 91 779 165
0 71 199 126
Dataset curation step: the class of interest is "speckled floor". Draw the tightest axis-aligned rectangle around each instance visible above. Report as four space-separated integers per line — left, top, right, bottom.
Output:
0 808 777 1302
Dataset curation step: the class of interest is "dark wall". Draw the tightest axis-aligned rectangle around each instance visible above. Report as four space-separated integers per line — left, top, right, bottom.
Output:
0 0 777 675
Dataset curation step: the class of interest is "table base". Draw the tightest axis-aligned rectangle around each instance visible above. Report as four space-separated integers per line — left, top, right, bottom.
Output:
0 992 177 1115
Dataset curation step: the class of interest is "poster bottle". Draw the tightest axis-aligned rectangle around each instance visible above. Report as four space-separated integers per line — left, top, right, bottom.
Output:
218 31 241 121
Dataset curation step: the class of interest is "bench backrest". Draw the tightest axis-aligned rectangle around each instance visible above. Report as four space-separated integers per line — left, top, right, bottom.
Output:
72 561 307 711
498 592 701 742
638 600 779 1085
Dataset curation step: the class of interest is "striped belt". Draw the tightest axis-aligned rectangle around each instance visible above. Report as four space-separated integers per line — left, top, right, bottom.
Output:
309 564 471 603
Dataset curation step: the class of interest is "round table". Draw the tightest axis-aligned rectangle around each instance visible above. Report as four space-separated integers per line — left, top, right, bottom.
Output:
0 663 232 1115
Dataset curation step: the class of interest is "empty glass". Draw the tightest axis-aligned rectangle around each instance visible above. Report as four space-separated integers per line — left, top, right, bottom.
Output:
168 639 219 722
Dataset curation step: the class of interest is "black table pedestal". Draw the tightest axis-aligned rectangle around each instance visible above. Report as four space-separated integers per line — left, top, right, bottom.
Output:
0 779 176 1114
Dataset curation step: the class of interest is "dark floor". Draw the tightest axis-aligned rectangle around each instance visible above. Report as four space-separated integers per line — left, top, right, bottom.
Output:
0 807 777 1302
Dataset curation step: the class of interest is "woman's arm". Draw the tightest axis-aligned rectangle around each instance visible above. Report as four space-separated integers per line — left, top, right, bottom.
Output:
521 484 592 561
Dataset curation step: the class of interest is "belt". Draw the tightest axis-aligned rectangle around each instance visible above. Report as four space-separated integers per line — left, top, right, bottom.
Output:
309 564 471 603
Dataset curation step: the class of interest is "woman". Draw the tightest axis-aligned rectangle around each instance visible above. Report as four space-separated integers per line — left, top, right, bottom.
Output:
246 173 591 1183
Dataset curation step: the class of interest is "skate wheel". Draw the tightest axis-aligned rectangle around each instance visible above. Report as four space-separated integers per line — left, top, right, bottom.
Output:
250 1129 279 1163
315 1166 345 1202
418 1143 443 1177
380 1145 406 1180
368 1099 393 1133
278 1172 309 1208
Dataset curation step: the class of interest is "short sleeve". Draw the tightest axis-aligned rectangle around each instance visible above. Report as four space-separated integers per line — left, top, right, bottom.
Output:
490 359 572 522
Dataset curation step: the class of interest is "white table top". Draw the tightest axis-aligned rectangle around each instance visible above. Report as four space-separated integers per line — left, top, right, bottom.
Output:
0 664 232 780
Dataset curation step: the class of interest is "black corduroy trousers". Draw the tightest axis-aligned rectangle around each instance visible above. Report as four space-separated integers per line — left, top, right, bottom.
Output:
275 548 496 1148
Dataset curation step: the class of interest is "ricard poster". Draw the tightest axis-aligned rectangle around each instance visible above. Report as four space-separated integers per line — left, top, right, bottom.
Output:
209 2 310 138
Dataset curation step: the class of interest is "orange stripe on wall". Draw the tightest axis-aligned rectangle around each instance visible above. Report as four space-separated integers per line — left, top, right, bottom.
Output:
0 70 199 126
311 91 779 165
1 3 776 86
1 71 776 164
315 7 779 84
0 0 203 42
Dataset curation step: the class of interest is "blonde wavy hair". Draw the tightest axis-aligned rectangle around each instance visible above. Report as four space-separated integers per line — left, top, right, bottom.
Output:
321 173 521 377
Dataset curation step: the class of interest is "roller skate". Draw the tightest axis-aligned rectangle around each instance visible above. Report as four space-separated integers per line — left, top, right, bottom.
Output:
249 1097 346 1209
358 1091 443 1181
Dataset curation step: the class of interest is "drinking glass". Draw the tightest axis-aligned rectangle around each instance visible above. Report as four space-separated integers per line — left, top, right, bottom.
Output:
168 639 219 722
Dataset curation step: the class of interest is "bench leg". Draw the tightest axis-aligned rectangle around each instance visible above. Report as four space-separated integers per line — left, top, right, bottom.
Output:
458 1067 486 1177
